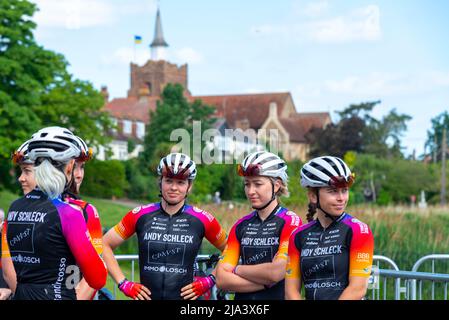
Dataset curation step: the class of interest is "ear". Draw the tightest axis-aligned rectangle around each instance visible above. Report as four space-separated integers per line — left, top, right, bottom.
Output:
307 188 318 203
274 179 282 193
187 181 193 193
65 159 75 177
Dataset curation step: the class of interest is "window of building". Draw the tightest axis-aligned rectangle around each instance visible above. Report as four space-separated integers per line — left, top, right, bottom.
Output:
123 119 132 134
136 121 145 139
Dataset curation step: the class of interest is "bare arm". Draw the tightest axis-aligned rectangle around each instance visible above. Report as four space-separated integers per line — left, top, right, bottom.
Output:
338 276 369 300
233 258 287 286
1 256 16 293
102 229 128 284
285 277 303 300
216 262 264 293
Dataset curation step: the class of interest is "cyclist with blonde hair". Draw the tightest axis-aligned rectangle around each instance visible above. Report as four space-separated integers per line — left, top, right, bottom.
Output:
216 151 301 300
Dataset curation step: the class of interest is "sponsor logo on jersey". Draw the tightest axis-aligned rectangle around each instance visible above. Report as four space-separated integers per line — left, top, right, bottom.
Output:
351 218 369 234
132 206 142 214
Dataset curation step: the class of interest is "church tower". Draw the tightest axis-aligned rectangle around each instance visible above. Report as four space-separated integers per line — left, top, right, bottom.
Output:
127 6 189 98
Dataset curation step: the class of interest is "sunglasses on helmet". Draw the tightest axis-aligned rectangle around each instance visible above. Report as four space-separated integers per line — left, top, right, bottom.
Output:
161 165 191 180
328 173 355 188
237 164 262 177
11 151 25 165
77 147 93 162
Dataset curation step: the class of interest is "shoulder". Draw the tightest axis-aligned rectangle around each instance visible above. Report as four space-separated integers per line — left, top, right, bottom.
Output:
341 214 372 235
184 205 217 224
126 203 160 218
277 207 302 227
231 211 257 230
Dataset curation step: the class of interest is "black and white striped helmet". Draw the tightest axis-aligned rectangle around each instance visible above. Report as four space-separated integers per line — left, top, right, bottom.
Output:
300 156 355 188
28 126 81 163
157 153 197 180
238 151 288 183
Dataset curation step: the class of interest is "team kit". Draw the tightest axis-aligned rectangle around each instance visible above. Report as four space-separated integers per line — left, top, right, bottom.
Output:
0 126 374 301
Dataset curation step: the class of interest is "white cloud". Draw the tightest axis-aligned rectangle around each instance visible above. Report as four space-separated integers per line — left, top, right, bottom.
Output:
32 0 156 29
302 1 330 17
306 5 381 43
324 71 449 96
250 5 381 44
174 47 204 65
101 47 150 66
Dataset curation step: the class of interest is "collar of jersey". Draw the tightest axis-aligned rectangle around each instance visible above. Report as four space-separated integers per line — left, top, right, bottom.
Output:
254 204 281 222
159 201 186 217
316 212 347 229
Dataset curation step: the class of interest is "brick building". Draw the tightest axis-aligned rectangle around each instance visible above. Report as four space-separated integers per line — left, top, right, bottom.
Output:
101 7 331 161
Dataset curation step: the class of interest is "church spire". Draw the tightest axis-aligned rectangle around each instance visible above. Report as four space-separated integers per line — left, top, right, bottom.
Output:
150 6 168 61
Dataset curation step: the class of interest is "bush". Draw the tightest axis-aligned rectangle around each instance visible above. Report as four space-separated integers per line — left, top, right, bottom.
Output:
82 159 128 198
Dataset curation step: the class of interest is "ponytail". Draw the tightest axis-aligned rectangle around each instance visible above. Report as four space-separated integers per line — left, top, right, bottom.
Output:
34 159 68 199
306 202 317 222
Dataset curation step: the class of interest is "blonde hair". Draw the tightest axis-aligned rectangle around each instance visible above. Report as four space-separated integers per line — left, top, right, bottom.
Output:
34 159 68 199
268 177 289 198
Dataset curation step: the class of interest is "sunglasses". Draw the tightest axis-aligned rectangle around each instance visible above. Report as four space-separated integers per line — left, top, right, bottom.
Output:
237 164 262 177
11 151 25 164
161 165 191 180
328 173 355 188
77 148 93 162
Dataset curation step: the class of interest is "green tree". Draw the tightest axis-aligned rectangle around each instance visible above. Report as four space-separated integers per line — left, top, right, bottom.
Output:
425 111 449 162
140 83 216 171
306 101 411 159
0 0 113 188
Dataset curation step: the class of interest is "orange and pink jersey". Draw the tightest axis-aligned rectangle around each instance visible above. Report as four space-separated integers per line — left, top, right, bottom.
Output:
286 212 374 300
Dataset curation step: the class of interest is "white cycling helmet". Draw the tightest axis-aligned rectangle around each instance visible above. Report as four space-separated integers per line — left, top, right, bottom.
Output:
300 156 355 188
12 139 34 165
157 153 197 180
28 126 81 163
238 151 288 183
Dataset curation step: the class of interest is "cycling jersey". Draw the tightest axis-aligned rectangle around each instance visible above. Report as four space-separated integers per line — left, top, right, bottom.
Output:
220 206 301 300
66 197 103 256
1 189 107 300
113 202 227 300
286 212 374 300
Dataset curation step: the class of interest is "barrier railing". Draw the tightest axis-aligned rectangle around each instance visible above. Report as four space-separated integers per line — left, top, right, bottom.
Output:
108 254 449 300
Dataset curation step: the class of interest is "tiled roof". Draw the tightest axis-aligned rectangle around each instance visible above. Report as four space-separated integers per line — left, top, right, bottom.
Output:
193 92 292 129
103 96 159 122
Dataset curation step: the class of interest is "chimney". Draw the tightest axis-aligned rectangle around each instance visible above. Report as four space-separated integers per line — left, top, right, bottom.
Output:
101 86 109 103
269 102 278 119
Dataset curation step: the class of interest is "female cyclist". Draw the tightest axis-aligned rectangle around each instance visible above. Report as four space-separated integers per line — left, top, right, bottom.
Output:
1 126 107 300
216 151 301 300
102 152 228 300
285 156 374 300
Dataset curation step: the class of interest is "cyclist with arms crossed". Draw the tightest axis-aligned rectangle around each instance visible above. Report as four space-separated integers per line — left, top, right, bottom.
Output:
285 156 374 300
216 151 301 300
102 153 227 300
1 127 107 300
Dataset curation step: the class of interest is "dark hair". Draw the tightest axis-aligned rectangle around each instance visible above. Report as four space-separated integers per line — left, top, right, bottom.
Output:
306 202 317 222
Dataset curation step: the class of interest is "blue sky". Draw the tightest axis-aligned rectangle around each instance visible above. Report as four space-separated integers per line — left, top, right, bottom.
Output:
31 0 449 157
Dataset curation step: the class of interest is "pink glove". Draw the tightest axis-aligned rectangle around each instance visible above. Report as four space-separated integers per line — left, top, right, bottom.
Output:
118 279 146 299
191 275 216 297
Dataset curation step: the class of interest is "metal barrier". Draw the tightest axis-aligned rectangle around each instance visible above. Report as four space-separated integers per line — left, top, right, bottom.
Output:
109 254 449 300
410 254 449 300
368 255 401 300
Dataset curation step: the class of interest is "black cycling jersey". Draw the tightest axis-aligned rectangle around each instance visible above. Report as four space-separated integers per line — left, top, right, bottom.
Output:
221 206 301 300
113 202 227 300
286 213 374 300
1 189 106 300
